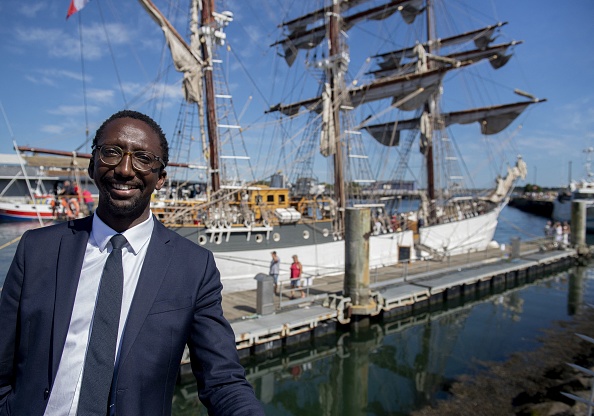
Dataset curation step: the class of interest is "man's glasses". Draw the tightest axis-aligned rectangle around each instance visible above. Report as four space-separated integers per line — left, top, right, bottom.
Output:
95 145 165 172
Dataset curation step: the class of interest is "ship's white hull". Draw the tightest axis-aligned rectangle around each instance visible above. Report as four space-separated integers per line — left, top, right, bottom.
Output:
419 207 500 255
214 229 415 291
214 208 501 292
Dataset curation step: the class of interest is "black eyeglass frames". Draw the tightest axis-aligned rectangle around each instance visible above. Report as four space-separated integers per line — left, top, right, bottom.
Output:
94 145 165 172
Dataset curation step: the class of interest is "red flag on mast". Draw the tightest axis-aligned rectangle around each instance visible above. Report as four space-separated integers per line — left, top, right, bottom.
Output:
66 0 90 19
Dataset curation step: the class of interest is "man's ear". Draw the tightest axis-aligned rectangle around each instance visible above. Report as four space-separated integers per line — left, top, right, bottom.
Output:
87 157 95 180
155 169 167 190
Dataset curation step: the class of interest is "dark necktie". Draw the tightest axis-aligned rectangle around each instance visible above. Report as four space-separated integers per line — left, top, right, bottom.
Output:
78 234 127 415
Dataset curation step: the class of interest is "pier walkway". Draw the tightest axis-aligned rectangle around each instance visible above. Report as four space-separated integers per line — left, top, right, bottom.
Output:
215 238 580 359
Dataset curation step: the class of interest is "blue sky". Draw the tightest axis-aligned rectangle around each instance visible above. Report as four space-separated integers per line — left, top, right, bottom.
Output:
0 0 593 188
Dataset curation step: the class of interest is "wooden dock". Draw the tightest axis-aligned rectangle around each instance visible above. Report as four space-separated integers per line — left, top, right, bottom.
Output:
207 238 581 360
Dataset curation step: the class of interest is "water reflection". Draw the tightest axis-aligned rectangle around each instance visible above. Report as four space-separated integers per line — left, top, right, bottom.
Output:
567 266 588 316
173 267 594 415
0 215 592 415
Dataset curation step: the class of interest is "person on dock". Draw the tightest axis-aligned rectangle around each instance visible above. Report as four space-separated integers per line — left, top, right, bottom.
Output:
56 180 80 219
544 220 553 238
554 221 563 246
82 188 94 214
269 250 280 294
59 180 76 198
290 254 305 299
562 221 570 247
0 110 264 416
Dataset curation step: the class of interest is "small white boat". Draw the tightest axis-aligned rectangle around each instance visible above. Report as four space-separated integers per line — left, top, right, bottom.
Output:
552 148 594 232
0 199 55 222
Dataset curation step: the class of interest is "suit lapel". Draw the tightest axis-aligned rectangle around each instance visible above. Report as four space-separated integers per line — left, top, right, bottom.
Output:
51 217 92 380
118 219 173 367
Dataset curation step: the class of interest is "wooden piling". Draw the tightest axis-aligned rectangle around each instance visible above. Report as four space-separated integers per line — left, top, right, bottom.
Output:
571 200 586 248
344 208 378 316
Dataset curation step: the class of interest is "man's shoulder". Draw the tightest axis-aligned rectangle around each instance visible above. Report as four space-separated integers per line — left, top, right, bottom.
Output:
18 217 90 249
26 216 91 237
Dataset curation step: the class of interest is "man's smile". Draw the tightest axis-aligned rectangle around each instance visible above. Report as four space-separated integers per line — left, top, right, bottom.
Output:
105 181 141 197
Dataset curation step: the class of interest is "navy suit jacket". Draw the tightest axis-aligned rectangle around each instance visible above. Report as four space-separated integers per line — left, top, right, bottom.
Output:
0 216 264 415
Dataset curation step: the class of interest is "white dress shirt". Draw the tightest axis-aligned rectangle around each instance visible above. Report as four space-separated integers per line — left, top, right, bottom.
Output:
44 214 154 416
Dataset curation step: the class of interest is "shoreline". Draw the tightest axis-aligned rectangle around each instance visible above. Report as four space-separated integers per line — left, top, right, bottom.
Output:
411 305 594 416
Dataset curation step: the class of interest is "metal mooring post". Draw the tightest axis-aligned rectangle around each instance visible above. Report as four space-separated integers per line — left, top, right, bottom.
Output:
344 207 378 317
510 237 521 260
254 273 275 315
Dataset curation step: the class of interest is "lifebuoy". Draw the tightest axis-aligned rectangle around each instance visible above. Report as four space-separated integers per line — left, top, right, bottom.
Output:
56 198 74 218
68 198 80 218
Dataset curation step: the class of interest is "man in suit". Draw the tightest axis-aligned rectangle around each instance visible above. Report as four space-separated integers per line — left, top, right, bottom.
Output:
0 110 264 415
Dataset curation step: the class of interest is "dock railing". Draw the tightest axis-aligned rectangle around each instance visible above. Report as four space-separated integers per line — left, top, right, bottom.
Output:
274 237 563 309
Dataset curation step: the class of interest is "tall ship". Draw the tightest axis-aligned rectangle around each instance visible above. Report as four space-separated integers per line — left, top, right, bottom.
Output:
18 0 545 283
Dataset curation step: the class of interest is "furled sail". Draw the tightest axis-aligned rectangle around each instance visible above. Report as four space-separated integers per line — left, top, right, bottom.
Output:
363 100 547 145
372 22 508 66
273 0 424 66
268 67 450 116
138 0 203 104
371 41 520 78
320 83 337 156
280 0 368 33
445 101 544 135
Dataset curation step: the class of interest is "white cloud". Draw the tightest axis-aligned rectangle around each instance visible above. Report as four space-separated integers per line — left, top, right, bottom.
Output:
18 2 46 18
14 22 133 61
47 105 101 116
41 124 65 134
24 69 89 87
86 89 115 105
25 75 57 87
122 81 182 107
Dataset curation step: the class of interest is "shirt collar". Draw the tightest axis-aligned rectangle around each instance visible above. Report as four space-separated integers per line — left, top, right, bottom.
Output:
91 212 155 255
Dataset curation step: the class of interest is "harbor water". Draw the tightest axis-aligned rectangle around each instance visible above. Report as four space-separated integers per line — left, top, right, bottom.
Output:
0 208 592 415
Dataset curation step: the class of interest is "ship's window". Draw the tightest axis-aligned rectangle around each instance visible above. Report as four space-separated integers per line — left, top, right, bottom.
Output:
279 195 286 204
255 234 264 243
303 230 310 239
198 235 207 245
273 233 280 242
322 229 329 237
267 195 274 203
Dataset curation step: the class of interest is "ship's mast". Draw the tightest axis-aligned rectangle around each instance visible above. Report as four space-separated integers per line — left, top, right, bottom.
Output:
424 0 436 213
329 0 346 232
137 0 220 194
200 0 221 193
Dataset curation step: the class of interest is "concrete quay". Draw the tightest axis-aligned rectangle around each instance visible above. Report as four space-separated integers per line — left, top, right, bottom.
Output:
210 238 582 360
